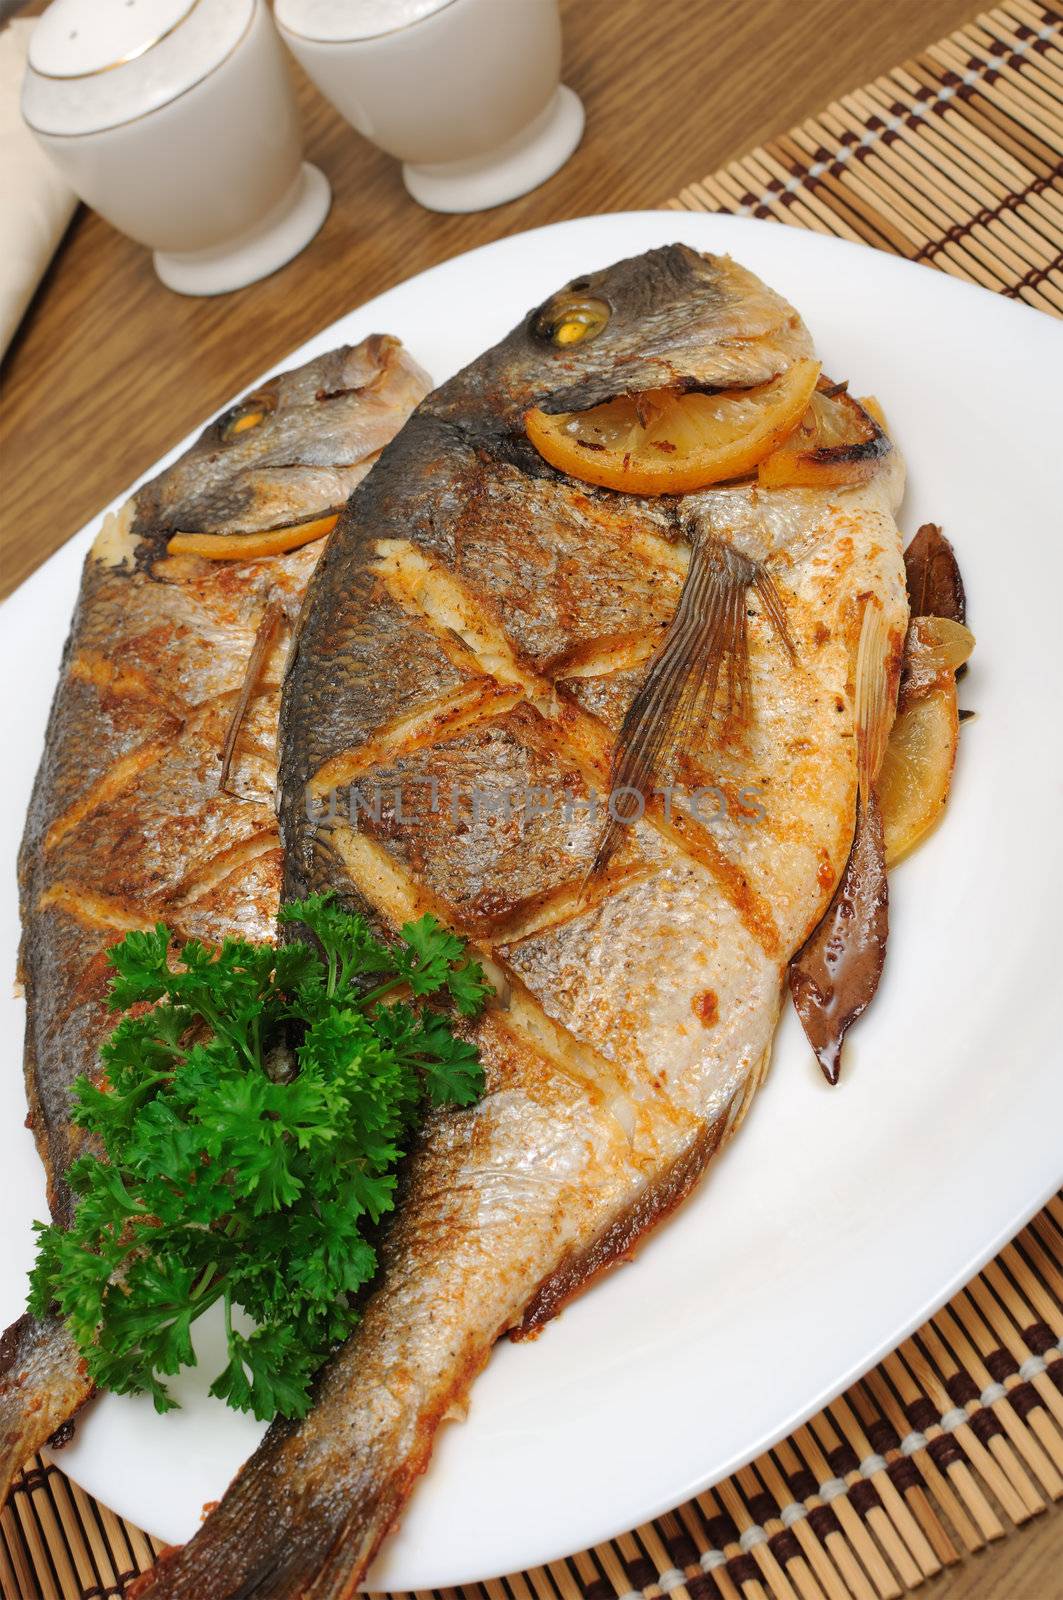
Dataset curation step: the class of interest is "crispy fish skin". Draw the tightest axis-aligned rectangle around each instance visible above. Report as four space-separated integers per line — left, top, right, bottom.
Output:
1 337 430 1493
141 246 908 1600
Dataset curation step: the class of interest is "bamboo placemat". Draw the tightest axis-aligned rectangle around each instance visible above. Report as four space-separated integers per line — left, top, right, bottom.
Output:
4 4 1063 1596
4 1199 1063 1600
664 0 1063 315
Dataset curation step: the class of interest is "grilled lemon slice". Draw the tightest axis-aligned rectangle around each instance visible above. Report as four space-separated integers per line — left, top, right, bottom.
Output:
166 512 340 561
879 683 960 865
524 358 820 495
757 380 890 488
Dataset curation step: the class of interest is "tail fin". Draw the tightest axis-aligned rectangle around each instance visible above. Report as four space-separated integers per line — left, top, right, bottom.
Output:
131 1418 410 1599
130 1294 487 1600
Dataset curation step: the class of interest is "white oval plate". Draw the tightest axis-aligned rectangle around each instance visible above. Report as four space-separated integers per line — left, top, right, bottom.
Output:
3 212 1062 1591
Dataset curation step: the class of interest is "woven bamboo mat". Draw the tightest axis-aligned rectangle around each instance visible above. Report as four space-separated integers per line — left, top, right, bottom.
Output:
664 0 1063 315
4 4 1063 1597
4 1200 1063 1600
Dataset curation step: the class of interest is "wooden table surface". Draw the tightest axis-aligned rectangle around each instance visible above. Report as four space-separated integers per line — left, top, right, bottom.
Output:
1 0 1059 1592
0 0 999 594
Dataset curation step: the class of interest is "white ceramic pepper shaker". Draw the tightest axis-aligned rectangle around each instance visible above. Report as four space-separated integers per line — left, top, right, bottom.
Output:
274 0 584 214
22 0 331 296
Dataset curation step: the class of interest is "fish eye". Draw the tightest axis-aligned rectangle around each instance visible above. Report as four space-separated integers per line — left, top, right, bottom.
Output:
221 390 276 440
532 293 611 348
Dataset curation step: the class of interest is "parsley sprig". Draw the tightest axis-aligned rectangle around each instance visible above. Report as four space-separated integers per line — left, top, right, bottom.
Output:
29 895 489 1422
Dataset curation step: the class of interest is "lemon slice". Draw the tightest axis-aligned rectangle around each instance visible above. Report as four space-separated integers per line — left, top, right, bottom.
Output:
879 682 959 865
166 512 339 561
757 380 890 488
524 358 820 495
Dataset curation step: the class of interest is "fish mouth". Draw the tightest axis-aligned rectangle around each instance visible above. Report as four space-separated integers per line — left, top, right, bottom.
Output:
532 338 810 418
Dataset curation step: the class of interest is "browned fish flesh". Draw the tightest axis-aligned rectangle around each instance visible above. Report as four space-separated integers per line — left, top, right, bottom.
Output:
141 246 908 1599
1 335 430 1492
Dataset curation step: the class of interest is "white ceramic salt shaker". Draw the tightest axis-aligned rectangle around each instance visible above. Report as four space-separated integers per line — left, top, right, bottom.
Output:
21 0 331 296
274 0 584 214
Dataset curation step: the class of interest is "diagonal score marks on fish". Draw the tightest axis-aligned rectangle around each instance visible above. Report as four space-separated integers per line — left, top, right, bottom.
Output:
317 824 678 1154
589 525 796 882
312 536 783 956
37 689 279 928
3 337 432 1500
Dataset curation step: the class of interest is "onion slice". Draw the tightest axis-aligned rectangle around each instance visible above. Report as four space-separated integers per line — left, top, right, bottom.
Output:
900 616 975 708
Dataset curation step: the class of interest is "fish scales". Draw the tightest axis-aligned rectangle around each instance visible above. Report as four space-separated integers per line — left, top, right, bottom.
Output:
1 336 430 1492
140 246 907 1598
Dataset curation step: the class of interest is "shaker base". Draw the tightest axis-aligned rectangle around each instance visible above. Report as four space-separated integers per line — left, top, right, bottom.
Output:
402 84 584 214
153 162 331 296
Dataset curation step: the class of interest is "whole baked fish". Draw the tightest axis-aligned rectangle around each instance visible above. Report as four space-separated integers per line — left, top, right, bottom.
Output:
0 336 430 1491
142 246 908 1598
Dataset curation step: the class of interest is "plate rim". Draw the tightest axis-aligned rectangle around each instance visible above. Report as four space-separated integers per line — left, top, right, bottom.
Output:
4 209 1063 1589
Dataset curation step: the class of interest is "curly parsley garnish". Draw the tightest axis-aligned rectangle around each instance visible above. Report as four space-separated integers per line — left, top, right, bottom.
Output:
29 895 489 1422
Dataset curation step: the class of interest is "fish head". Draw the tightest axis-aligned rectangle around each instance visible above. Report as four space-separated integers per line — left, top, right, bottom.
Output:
431 244 813 429
131 335 431 547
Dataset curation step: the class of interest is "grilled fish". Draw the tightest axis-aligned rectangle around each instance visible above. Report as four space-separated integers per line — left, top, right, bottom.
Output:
141 246 908 1599
1 335 430 1491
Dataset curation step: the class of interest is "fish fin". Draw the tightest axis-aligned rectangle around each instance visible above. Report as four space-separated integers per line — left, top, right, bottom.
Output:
854 597 892 801
720 1038 774 1142
513 1114 728 1338
218 601 283 796
516 1034 777 1341
0 1312 94 1498
753 566 797 661
588 537 795 880
128 1345 487 1600
789 600 893 1083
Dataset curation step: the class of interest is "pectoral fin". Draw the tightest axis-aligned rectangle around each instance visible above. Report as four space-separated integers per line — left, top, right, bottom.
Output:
590 534 794 877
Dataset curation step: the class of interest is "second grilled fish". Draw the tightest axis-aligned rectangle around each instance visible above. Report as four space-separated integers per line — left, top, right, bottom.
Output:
1 335 430 1493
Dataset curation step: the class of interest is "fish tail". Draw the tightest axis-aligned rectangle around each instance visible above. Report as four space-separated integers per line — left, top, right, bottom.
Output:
131 1331 492 1600
129 1414 409 1600
131 1442 404 1600
130 1229 501 1600
0 1312 94 1496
